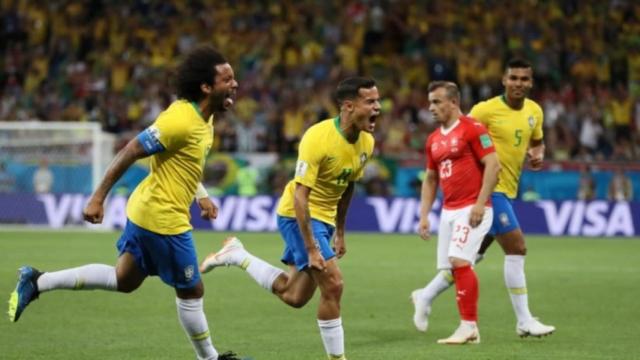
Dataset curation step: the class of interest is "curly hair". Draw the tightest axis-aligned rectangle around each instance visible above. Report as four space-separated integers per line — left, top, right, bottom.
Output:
175 45 228 102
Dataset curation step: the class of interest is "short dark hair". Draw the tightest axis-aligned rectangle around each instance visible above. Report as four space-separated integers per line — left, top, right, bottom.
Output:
506 58 532 71
427 81 460 102
175 45 228 102
335 77 376 106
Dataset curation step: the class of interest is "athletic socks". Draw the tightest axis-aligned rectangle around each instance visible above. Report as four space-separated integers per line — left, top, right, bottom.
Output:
452 265 479 322
176 297 218 360
418 270 454 305
318 317 345 359
37 264 117 292
242 254 285 292
504 255 533 323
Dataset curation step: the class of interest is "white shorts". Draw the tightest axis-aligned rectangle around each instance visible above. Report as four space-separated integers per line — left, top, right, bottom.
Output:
436 205 493 270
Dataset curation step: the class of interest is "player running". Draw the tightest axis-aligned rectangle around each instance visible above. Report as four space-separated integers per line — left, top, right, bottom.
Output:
8 45 242 360
412 59 555 339
199 77 380 360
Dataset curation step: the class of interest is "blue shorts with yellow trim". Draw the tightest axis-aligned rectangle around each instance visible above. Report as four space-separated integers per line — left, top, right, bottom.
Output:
489 192 521 235
278 215 336 271
116 219 200 289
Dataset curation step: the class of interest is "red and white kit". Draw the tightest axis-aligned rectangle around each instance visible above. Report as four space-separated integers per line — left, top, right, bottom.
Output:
425 115 496 269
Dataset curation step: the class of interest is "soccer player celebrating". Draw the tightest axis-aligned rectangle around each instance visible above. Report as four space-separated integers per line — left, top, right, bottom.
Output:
199 77 380 360
412 59 555 338
8 45 242 360
414 81 500 344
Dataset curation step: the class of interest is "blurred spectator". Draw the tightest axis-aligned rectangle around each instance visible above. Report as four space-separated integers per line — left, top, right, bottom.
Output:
236 160 258 197
577 167 596 201
234 98 265 152
267 161 294 197
610 84 632 142
33 158 53 193
362 159 392 197
0 0 639 166
578 108 604 156
0 160 15 192
607 169 634 201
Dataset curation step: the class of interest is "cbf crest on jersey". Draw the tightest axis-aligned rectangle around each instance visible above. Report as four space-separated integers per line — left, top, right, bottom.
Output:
360 152 368 165
528 115 535 129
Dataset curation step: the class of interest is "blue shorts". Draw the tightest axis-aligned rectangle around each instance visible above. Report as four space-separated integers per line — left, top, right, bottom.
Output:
116 219 200 289
278 215 336 271
489 193 520 236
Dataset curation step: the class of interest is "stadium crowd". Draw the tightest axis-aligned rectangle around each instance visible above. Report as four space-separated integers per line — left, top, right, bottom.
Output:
1 0 639 164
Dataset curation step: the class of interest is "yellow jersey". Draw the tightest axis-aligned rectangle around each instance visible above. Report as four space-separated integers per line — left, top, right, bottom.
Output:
127 100 213 234
469 95 543 198
277 117 375 226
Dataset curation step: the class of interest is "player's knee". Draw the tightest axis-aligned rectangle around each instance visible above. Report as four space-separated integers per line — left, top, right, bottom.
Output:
287 297 309 309
517 245 527 255
322 278 344 300
116 282 139 293
505 244 526 255
176 282 205 299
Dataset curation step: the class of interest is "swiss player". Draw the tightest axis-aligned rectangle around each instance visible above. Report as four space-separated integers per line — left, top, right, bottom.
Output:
413 81 500 344
412 59 555 339
199 77 379 359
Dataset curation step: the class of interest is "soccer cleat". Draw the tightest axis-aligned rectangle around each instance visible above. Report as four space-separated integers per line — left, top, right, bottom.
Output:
217 351 255 360
200 237 246 273
410 289 431 332
8 266 42 322
516 317 555 338
218 351 240 360
437 322 480 345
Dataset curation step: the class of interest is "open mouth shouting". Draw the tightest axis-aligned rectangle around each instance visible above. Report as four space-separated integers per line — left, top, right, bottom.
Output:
367 112 379 132
223 90 236 110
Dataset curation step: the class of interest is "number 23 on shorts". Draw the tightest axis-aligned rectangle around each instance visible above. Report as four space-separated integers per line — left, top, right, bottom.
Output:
453 224 470 249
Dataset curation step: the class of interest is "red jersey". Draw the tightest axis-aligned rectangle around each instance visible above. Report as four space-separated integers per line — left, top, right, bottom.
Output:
425 115 495 210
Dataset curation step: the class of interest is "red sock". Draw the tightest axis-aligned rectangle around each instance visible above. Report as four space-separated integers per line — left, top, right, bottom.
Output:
452 265 478 322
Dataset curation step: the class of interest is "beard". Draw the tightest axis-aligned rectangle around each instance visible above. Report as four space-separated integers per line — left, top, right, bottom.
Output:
209 91 228 113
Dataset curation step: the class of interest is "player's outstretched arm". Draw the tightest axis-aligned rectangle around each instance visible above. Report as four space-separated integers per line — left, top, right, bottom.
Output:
294 183 325 271
334 181 355 258
83 138 148 224
418 169 438 240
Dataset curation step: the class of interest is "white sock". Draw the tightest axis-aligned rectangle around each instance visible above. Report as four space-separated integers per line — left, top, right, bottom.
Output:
37 264 117 292
242 254 285 292
419 270 454 304
176 298 218 360
318 318 345 359
504 255 533 323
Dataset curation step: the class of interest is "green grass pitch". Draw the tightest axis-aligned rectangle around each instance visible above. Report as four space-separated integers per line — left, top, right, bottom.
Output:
1 230 639 359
